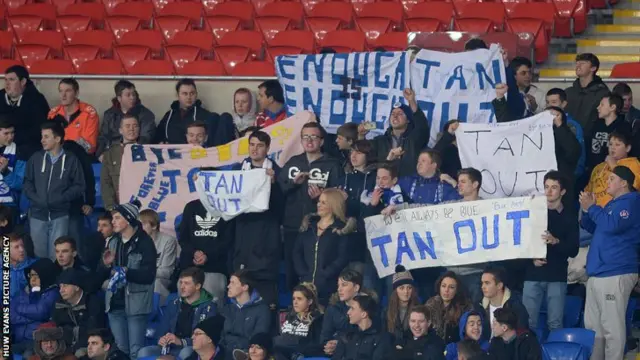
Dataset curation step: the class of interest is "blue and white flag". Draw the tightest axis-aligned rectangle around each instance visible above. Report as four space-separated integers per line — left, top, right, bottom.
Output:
276 51 410 136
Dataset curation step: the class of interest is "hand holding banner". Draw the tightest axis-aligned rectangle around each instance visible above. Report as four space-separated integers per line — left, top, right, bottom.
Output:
365 196 548 278
195 169 271 221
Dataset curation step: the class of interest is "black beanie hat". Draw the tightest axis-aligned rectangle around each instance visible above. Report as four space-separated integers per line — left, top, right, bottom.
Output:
196 315 225 346
249 332 273 354
57 268 85 290
613 165 636 190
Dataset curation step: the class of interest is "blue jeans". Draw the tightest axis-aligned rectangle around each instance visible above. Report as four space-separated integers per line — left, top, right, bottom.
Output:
522 281 567 331
30 215 69 259
137 345 193 359
108 310 148 360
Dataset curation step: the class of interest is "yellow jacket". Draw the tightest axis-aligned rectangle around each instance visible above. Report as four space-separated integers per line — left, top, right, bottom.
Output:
585 157 640 207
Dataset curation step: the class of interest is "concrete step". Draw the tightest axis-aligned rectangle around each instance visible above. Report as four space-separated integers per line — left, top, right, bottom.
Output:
613 9 640 24
552 53 640 64
621 0 640 9
539 68 613 78
593 24 640 36
577 39 640 54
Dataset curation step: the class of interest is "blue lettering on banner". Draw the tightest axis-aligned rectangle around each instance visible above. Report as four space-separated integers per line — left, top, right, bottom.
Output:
415 59 441 88
482 215 500 249
131 145 146 162
454 219 477 254
200 172 245 213
476 59 503 89
506 210 529 245
136 162 157 199
446 65 467 90
396 232 415 264
371 234 393 267
372 231 438 268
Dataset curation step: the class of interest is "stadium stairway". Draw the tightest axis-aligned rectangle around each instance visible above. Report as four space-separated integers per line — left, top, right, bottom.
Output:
540 0 640 78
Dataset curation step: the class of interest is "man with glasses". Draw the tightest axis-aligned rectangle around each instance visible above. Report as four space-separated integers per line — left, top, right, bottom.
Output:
278 122 344 291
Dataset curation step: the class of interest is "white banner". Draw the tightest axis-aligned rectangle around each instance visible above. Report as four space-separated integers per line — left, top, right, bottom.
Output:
457 111 558 198
276 51 410 136
365 196 548 278
195 169 271 221
411 44 506 146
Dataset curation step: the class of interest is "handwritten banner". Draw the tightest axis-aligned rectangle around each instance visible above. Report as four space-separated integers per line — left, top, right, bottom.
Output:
365 196 548 277
276 51 409 136
195 169 271 221
119 112 312 235
411 45 506 146
457 111 558 198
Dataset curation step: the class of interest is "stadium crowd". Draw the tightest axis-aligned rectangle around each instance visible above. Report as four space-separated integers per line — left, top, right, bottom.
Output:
5 39 640 360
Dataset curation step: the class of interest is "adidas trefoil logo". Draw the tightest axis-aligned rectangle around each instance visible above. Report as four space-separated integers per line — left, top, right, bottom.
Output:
194 213 220 237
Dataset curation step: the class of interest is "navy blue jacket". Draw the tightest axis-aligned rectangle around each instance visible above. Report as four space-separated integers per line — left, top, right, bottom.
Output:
333 325 392 360
156 289 217 346
398 174 460 205
220 290 271 358
320 299 352 345
581 191 640 277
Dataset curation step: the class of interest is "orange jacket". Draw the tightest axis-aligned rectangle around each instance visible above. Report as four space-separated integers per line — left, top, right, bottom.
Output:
48 101 99 154
585 156 640 207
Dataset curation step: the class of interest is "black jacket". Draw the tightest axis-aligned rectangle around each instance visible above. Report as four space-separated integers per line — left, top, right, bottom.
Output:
0 81 50 160
433 131 460 179
274 310 325 358
63 140 96 210
394 329 446 360
565 76 610 134
370 106 431 177
320 297 354 345
78 348 131 360
51 291 105 351
231 161 283 282
487 330 541 360
332 325 392 360
585 115 632 172
277 153 344 231
54 257 100 294
179 199 234 275
524 208 579 282
553 122 581 182
293 215 354 300
155 100 235 146
481 288 530 333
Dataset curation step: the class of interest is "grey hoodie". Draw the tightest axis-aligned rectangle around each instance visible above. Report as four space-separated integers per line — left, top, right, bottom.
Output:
231 90 258 134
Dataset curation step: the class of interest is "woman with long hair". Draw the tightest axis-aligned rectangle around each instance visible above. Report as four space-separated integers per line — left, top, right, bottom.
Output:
425 271 474 344
293 188 355 304
273 282 325 359
385 266 420 344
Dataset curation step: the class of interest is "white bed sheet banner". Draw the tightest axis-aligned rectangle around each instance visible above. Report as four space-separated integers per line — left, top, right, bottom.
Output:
456 111 559 199
195 169 271 221
365 196 548 278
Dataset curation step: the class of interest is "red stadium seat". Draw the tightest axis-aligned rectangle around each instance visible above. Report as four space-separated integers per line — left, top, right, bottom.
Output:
269 29 315 51
165 44 202 70
350 0 374 14
0 31 14 57
64 44 100 69
202 0 226 15
218 30 264 54
320 29 365 53
258 2 304 26
102 0 127 15
9 16 43 41
178 59 227 75
300 0 324 14
214 45 250 73
106 16 143 41
77 58 123 74
307 2 354 26
508 2 555 37
118 30 164 54
206 2 255 28
151 0 173 12
411 32 467 53
15 44 50 69
129 59 175 74
456 2 506 31
206 16 242 42
20 30 64 53
9 4 56 23
501 0 529 16
231 60 275 76
46 0 75 14
29 59 75 74
114 45 151 71
251 0 276 13
57 15 92 41
110 2 154 26
552 0 586 35
0 58 22 69
3 0 27 10
357 2 403 25
266 45 303 62
255 17 294 43
610 63 640 78
61 2 106 24
306 17 341 42
505 18 548 63
401 0 425 12
405 2 453 32
356 18 392 44
370 31 407 51
167 30 216 50
454 18 494 33
450 0 479 13
156 16 191 41
68 30 114 52
157 2 205 28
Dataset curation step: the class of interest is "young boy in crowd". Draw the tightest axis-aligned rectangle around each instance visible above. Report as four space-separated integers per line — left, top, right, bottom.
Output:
361 161 404 216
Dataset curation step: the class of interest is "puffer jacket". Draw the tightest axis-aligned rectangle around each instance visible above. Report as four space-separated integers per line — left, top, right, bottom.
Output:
97 100 156 157
320 295 353 345
332 325 392 360
51 291 105 351
293 215 355 300
220 290 271 358
10 256 37 298
565 76 610 133
487 329 541 360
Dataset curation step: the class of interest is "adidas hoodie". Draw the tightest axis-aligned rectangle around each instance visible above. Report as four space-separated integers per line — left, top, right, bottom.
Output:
178 199 234 275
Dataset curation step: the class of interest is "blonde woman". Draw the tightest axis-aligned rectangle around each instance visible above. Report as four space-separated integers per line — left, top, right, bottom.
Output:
273 282 325 360
293 188 356 304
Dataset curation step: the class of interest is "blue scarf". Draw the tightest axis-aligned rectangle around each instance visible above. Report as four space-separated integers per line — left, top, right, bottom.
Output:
0 143 17 204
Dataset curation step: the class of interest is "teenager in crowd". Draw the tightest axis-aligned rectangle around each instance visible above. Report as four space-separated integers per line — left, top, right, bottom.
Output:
426 271 476 345
546 88 586 180
272 282 324 359
547 107 582 192
444 311 489 360
332 122 358 171
580 165 640 360
98 201 156 360
523 171 579 334
294 188 354 303
333 295 391 360
0 117 25 212
385 266 419 344
394 305 445 360
456 339 489 360
480 267 530 335
398 149 459 206
565 53 610 133
138 267 216 360
140 208 177 299
220 270 271 359
278 121 344 290
233 130 283 314
361 161 404 217
487 308 541 360
52 237 95 292
84 328 129 360
586 93 631 173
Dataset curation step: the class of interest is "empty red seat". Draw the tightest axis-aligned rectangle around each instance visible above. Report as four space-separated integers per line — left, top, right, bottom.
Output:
206 2 254 27
57 15 91 41
77 58 123 74
118 30 164 54
157 2 205 28
29 59 75 74
350 0 374 14
178 59 227 75
356 18 392 44
167 30 215 50
20 30 64 53
202 0 226 15
156 15 191 41
370 31 407 51
110 2 154 25
252 0 276 13
68 30 114 52
114 45 150 71
320 29 365 53
505 18 548 63
9 4 56 23
269 29 315 51
258 2 304 27
411 32 468 53
46 0 75 14
9 16 43 40
206 16 242 42
165 44 202 70
64 44 100 69
454 18 494 33
501 0 529 16
450 0 479 13
214 45 250 73
306 17 340 42
255 17 294 43
307 2 354 26
61 2 106 24
611 63 640 78
3 0 27 10
405 2 453 31
357 2 403 25
401 0 425 12
106 16 143 41
129 59 176 74
266 45 303 62
508 3 555 37
232 60 275 76
0 59 22 69
151 0 173 12
218 30 264 54
456 2 506 30
552 0 586 35
102 0 127 15
16 44 50 69
0 31 14 57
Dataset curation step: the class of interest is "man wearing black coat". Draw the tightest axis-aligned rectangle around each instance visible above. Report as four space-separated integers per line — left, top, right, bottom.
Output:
394 306 445 360
81 328 130 360
333 295 391 360
487 308 541 360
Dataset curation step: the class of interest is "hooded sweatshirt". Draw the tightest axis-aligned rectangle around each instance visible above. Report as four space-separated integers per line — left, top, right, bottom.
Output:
10 256 37 298
585 115 632 172
0 80 50 160
585 157 640 207
220 289 271 358
97 99 156 157
565 76 610 134
230 91 258 135
157 289 217 346
581 191 640 277
445 311 491 360
274 310 325 358
155 100 235 147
